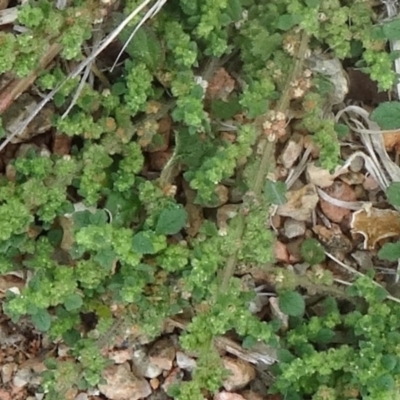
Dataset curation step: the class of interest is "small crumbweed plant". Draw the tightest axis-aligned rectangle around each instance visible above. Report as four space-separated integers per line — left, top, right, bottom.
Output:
1 1 400 399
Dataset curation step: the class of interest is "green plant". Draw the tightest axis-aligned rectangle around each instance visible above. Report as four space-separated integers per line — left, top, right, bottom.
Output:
1 0 400 399
271 277 400 400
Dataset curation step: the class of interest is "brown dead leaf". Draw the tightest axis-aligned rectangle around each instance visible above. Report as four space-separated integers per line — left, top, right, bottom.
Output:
382 130 400 153
276 183 319 221
58 215 74 251
313 224 352 258
185 204 203 237
340 171 364 186
149 150 172 171
319 181 356 223
146 115 171 152
240 391 268 400
286 238 303 264
52 133 71 156
351 206 400 249
206 68 235 101
0 274 25 296
217 204 239 235
183 180 203 237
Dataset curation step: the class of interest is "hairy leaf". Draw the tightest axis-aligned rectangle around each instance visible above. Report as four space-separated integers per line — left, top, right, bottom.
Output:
156 206 188 235
132 231 155 254
301 238 325 265
31 308 51 332
64 293 83 311
123 26 164 71
382 18 400 41
387 182 400 208
278 291 305 317
378 243 400 261
370 102 400 129
264 180 287 205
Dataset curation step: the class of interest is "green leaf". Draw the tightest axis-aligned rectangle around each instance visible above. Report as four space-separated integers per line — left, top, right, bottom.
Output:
210 98 241 119
387 182 400 207
278 291 305 317
313 328 335 344
48 228 63 247
123 26 164 71
31 308 51 332
382 18 400 40
372 285 389 302
334 123 350 139
277 14 299 31
378 243 400 261
73 210 93 229
242 335 257 349
226 0 242 20
381 354 398 371
375 373 395 391
305 0 319 7
132 231 155 254
64 293 83 311
93 249 116 270
264 180 287 205
370 102 400 129
44 358 58 370
63 328 81 347
155 206 187 235
105 192 139 228
89 210 108 226
301 238 325 265
112 82 127 96
277 349 296 363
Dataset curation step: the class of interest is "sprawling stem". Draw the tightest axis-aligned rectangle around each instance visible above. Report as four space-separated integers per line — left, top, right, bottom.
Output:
219 31 310 293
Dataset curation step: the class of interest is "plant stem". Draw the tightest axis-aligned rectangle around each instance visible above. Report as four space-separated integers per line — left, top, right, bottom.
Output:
219 31 310 293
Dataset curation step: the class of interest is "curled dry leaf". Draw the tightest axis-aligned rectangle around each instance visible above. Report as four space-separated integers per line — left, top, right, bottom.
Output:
276 183 319 221
350 206 400 249
306 162 338 188
0 274 25 297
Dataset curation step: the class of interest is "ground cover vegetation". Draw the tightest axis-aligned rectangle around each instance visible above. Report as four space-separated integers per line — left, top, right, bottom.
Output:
1 0 400 399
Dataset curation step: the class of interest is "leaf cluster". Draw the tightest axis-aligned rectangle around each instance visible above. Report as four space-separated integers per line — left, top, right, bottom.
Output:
0 0 399 399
